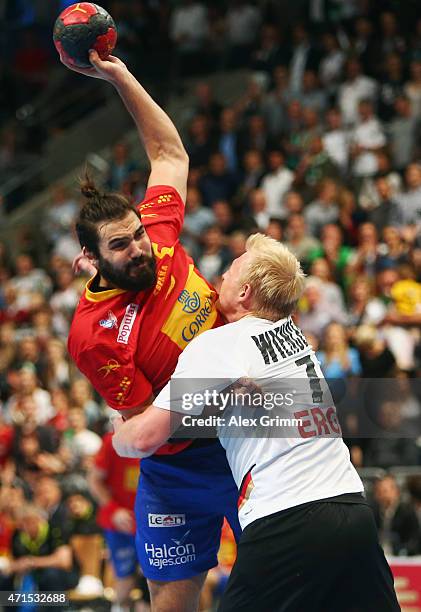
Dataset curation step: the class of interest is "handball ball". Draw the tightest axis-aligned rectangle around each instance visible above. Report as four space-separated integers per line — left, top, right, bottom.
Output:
53 3 117 68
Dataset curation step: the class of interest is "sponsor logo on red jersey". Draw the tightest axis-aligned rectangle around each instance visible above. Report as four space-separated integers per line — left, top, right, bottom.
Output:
99 310 118 329
117 303 139 344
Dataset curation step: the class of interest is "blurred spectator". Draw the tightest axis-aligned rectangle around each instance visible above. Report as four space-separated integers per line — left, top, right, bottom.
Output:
69 378 101 426
378 53 405 122
237 149 265 204
379 226 410 269
358 151 402 212
212 200 236 235
252 25 288 75
354 325 396 378
387 95 419 171
338 58 377 127
371 475 420 555
43 183 78 247
9 254 52 313
283 190 304 216
294 135 338 192
310 258 345 312
44 337 72 390
350 99 386 178
317 322 361 379
337 188 366 247
394 163 421 228
377 12 407 61
285 214 320 265
248 188 269 231
298 71 327 115
298 277 347 338
261 149 294 219
218 108 243 172
262 65 291 137
50 265 81 338
225 0 261 68
288 23 321 95
66 408 102 469
106 142 138 192
367 176 400 233
348 17 377 76
8 504 79 597
322 107 350 175
318 32 345 95
181 186 215 258
33 475 69 533
199 152 239 207
347 278 387 329
308 224 354 286
197 226 231 283
169 0 209 77
189 82 222 125
348 222 380 280
241 114 269 153
185 115 214 169
89 433 141 610
405 59 421 118
6 366 54 426
304 178 339 238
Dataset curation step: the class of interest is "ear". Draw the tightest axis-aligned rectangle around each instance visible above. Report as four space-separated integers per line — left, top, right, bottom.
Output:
239 283 253 305
83 246 98 266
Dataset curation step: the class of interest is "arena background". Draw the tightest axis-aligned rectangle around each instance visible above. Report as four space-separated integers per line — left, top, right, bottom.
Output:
0 0 420 610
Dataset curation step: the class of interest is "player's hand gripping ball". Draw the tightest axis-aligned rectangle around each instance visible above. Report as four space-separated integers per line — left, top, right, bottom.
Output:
53 3 117 68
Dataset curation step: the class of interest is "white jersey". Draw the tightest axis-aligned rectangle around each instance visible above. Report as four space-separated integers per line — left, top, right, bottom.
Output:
155 316 363 529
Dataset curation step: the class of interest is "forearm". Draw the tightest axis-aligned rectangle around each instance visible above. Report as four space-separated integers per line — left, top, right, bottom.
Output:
113 404 179 458
29 548 72 571
113 70 187 165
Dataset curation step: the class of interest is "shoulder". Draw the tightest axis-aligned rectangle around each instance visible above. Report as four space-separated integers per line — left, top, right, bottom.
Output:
184 320 241 354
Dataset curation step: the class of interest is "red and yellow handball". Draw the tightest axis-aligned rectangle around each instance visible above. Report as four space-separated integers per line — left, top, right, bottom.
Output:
53 3 117 68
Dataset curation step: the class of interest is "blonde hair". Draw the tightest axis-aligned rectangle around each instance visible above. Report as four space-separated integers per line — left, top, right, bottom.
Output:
242 233 306 320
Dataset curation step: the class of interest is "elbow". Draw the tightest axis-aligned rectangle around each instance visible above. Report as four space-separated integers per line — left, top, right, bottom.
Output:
156 144 189 168
133 434 159 458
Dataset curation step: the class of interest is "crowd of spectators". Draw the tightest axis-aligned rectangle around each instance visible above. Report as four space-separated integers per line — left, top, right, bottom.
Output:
0 0 421 605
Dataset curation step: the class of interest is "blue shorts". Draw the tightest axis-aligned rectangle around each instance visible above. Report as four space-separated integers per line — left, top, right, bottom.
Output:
135 440 241 581
103 530 138 578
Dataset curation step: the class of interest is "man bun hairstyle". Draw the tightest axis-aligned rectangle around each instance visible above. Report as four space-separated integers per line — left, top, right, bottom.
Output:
76 174 140 258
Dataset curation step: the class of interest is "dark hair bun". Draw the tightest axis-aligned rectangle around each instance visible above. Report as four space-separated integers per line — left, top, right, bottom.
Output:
80 175 101 200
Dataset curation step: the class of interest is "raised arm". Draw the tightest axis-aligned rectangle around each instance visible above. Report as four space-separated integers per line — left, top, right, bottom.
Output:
60 50 189 201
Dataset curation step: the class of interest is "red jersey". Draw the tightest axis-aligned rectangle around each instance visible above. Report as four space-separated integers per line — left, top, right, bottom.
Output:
68 185 223 454
94 433 140 532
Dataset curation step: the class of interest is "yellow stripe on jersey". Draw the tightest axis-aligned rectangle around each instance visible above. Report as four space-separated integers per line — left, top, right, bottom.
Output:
85 275 126 302
161 264 218 350
152 242 175 260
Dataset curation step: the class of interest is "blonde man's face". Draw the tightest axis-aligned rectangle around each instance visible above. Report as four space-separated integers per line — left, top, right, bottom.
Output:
218 252 251 318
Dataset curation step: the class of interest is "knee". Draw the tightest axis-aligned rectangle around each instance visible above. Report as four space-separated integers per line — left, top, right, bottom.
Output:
147 573 207 612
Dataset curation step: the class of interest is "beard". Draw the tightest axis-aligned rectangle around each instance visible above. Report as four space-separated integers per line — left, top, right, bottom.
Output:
98 253 157 292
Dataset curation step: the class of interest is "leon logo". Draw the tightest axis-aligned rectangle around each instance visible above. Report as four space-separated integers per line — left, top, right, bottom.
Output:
148 514 186 528
99 311 118 329
117 303 139 345
177 290 200 314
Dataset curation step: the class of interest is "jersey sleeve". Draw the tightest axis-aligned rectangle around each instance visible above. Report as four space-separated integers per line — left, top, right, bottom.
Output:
155 329 246 415
137 185 185 245
76 343 153 411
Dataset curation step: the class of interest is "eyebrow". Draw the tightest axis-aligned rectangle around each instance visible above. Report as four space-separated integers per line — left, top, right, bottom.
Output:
107 224 144 247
